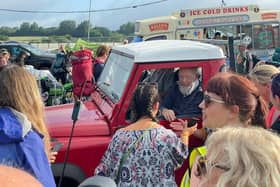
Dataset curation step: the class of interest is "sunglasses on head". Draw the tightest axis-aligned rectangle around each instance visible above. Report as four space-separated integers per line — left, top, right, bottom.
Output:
196 156 230 177
203 94 225 107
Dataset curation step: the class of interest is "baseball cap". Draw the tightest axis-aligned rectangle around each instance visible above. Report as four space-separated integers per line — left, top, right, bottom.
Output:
0 48 9 55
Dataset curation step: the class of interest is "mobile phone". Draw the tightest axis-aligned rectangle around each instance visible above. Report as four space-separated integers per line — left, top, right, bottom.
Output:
187 118 198 127
52 142 63 152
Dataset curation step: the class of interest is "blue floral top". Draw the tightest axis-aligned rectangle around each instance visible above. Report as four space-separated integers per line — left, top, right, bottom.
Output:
94 126 188 187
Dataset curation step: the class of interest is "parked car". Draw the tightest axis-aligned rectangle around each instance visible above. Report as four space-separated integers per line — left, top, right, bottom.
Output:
0 42 55 69
45 40 226 187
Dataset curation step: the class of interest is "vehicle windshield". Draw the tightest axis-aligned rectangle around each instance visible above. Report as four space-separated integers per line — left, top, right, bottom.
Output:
22 44 50 55
97 51 134 102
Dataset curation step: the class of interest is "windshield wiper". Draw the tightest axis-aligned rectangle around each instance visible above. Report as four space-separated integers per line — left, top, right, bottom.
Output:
97 81 119 102
98 81 110 88
98 81 111 92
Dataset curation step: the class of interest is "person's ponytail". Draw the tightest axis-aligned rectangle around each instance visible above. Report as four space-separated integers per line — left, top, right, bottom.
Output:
251 95 268 128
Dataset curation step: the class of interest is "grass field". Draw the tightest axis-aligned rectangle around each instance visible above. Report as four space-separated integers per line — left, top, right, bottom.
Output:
9 36 48 43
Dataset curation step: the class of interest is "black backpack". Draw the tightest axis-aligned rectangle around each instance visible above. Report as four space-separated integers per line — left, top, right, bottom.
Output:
50 52 67 75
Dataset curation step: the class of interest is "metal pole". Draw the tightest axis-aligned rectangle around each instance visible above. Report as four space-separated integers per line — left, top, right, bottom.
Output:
221 0 226 7
87 0 92 42
228 36 236 72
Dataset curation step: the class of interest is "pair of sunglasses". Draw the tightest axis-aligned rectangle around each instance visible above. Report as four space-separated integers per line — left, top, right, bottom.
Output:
196 156 230 177
203 94 225 107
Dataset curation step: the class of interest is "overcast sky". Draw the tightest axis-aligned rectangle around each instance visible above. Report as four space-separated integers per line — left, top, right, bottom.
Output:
0 0 280 30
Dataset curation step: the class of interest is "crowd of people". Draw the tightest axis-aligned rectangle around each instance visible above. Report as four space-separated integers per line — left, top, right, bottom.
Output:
0 43 111 105
50 44 111 86
94 83 197 186
93 58 280 186
0 40 280 187
0 43 112 186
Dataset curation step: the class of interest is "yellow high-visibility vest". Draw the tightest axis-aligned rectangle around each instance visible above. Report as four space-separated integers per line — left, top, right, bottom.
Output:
180 146 206 187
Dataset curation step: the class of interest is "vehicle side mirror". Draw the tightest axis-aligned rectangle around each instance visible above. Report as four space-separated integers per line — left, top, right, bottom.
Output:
78 176 117 187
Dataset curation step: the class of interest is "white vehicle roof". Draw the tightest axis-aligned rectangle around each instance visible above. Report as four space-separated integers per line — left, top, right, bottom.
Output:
136 15 176 23
113 40 225 63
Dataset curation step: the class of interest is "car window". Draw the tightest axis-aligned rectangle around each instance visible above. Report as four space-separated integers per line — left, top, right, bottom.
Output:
22 44 49 56
11 47 21 57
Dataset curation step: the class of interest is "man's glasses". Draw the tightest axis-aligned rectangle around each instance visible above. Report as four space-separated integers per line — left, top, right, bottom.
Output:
203 94 225 107
196 156 230 177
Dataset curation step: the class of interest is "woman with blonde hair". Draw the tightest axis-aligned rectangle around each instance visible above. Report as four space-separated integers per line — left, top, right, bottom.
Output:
248 64 280 129
248 64 279 105
0 65 55 187
198 127 280 187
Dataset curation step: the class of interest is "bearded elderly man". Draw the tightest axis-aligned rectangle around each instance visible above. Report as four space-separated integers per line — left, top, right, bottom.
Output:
161 67 203 121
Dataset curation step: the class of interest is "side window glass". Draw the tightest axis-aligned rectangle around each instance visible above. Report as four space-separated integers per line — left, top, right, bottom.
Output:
126 66 204 122
158 66 203 119
142 68 176 100
11 47 20 58
126 68 176 122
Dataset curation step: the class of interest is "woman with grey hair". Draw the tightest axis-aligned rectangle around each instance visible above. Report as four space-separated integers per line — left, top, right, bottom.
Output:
197 127 280 187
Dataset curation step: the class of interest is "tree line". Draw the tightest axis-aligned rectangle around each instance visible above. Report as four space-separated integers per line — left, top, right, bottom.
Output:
0 20 135 42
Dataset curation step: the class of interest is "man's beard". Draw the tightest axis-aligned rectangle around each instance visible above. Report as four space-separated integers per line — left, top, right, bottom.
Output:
178 80 199 96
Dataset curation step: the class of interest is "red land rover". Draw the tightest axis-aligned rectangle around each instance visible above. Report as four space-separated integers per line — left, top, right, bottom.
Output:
46 40 226 186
